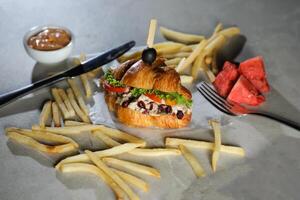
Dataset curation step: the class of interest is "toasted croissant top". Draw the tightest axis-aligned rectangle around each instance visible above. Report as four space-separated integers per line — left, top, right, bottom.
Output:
113 58 192 99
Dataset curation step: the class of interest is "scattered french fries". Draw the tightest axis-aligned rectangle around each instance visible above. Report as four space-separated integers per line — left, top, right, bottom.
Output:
113 168 149 192
51 88 70 119
59 163 125 200
179 144 205 177
39 100 52 128
209 120 221 172
67 79 89 116
52 102 61 127
80 74 92 98
64 120 88 126
57 88 76 118
160 26 205 44
165 138 245 156
67 88 91 123
55 143 142 168
92 130 121 147
103 157 161 178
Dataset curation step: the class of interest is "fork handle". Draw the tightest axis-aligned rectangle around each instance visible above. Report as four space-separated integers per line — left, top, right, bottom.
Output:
253 111 300 131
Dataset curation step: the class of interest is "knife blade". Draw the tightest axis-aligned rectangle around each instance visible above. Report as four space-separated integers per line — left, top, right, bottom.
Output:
0 40 135 109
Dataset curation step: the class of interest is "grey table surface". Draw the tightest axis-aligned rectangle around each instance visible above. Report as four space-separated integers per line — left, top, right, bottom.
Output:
1 0 300 200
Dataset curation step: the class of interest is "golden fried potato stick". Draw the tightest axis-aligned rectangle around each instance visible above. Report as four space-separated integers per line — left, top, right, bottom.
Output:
6 127 79 148
147 19 157 48
6 131 76 154
51 88 70 119
179 144 205 177
160 26 205 44
117 51 141 63
129 148 181 156
58 163 125 200
209 120 221 172
165 57 182 66
80 74 92 98
64 120 89 126
112 168 149 192
206 69 216 83
52 102 61 127
55 143 142 169
39 100 52 128
164 52 190 59
32 124 103 135
218 27 240 38
86 150 140 200
92 130 120 147
177 39 207 74
165 138 245 156
67 88 91 123
57 88 76 118
212 23 223 36
97 126 146 147
153 41 184 49
103 157 160 178
67 79 89 116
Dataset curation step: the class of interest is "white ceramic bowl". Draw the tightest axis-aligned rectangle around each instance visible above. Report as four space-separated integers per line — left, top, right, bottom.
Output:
23 25 74 64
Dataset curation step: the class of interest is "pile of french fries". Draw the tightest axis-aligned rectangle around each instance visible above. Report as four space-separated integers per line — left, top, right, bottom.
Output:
4 20 246 200
118 22 241 84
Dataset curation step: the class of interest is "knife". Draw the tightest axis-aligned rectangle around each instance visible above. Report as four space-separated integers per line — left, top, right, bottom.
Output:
0 40 135 108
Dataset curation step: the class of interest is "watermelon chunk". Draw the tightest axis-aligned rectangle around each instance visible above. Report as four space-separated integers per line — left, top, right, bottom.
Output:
239 56 270 93
227 76 265 106
213 61 239 97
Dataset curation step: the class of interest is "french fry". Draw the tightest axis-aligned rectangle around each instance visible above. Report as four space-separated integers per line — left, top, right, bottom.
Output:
209 120 221 172
113 168 149 192
67 88 91 123
179 45 193 52
117 51 142 63
191 53 207 79
153 42 184 49
80 74 92 98
85 150 140 200
165 57 182 66
58 163 125 200
175 57 186 73
6 127 79 148
51 88 70 119
218 27 240 38
103 157 160 178
160 26 205 44
64 120 88 126
32 124 103 135
52 102 61 127
92 130 121 147
180 75 194 85
213 23 223 36
86 68 102 79
55 143 141 169
204 34 226 55
97 126 146 147
67 79 89 116
147 19 157 48
129 148 181 156
165 138 245 156
177 39 207 74
206 69 216 83
179 144 205 177
6 131 76 154
164 52 190 59
57 89 76 118
39 100 52 128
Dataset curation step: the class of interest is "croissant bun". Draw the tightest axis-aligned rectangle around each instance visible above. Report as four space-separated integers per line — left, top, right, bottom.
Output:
104 58 192 128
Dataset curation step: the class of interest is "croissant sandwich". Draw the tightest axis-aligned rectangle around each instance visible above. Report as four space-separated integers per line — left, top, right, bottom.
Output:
101 58 192 128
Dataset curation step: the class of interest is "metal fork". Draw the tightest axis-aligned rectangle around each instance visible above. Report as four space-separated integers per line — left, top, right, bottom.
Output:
197 81 300 131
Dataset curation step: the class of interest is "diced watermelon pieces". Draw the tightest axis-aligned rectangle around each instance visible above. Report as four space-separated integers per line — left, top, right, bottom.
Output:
227 76 265 106
213 61 239 97
239 56 270 93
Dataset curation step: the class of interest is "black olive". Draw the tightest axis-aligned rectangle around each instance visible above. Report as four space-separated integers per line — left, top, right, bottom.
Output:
122 101 130 108
158 104 165 113
165 105 172 113
148 103 154 110
176 110 184 119
142 48 157 64
137 101 146 109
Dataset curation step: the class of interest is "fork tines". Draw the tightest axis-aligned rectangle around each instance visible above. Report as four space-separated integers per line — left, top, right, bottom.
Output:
196 82 234 116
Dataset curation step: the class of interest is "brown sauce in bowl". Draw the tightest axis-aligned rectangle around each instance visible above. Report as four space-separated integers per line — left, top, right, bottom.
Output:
28 28 71 51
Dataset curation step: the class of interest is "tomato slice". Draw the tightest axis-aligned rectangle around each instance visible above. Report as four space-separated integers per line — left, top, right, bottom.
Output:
103 81 128 93
145 93 162 103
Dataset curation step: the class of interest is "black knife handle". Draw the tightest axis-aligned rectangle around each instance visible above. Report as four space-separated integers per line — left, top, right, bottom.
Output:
0 73 66 109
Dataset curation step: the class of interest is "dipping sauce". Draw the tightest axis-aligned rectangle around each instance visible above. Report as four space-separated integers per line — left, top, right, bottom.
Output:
27 28 71 51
